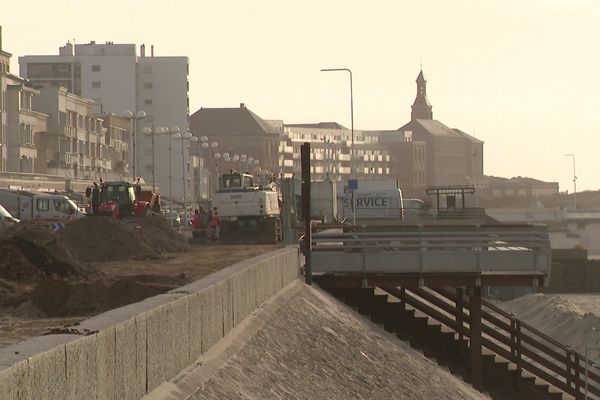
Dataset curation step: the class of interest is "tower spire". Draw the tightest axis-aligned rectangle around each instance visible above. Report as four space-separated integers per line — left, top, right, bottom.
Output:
411 69 433 120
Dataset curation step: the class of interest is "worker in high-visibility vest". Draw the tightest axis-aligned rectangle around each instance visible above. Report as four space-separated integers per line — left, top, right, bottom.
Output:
207 207 220 242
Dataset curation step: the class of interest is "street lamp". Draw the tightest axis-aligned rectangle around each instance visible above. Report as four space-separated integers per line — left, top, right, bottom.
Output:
565 154 577 210
122 110 146 181
321 67 355 224
163 126 180 226
142 126 165 192
174 129 195 226
201 141 219 197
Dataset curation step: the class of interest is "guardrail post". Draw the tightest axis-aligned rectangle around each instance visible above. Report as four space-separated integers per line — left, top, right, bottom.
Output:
567 347 573 391
469 286 483 390
456 287 464 362
510 317 522 385
301 142 312 285
573 351 582 400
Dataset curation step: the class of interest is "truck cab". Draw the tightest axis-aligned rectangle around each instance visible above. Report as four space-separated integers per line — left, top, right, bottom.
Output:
86 181 150 218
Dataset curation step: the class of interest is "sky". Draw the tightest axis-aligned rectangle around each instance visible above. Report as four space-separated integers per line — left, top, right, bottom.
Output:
2 0 599 192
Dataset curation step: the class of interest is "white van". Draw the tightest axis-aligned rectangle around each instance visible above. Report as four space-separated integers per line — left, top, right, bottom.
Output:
342 188 404 220
0 189 86 221
0 203 19 230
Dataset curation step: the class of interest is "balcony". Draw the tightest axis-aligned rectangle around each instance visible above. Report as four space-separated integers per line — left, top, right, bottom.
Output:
60 125 76 138
81 156 92 167
59 152 76 165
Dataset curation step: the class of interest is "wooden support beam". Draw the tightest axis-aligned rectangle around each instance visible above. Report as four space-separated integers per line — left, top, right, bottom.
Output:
470 285 483 390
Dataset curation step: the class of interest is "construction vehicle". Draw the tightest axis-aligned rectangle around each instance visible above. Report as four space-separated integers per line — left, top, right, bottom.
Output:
211 172 282 244
85 180 154 219
0 188 86 221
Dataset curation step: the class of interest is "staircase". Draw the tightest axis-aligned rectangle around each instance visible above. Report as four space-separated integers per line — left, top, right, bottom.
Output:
324 285 600 400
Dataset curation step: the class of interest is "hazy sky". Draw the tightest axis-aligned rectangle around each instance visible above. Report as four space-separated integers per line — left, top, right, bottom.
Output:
2 1 598 192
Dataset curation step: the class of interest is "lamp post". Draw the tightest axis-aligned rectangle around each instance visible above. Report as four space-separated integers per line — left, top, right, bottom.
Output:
122 110 146 181
202 140 219 197
164 126 180 226
174 129 196 226
321 67 355 224
142 125 165 192
565 153 577 210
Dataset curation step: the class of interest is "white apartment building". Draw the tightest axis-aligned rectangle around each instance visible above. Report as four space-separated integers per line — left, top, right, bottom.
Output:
278 123 398 182
19 42 190 201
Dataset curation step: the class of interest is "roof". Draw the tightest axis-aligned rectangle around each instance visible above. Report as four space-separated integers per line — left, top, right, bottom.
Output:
416 69 426 83
285 122 348 130
189 106 279 136
452 128 484 144
398 119 484 143
485 175 558 185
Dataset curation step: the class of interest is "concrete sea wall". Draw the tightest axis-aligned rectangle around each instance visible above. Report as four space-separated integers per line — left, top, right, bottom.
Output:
0 246 300 400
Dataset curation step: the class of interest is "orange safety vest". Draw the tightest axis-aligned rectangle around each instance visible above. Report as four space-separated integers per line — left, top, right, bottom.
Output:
209 214 219 227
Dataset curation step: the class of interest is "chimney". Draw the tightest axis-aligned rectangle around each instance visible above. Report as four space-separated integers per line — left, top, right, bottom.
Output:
151 45 154 57
140 44 145 57
240 103 245 109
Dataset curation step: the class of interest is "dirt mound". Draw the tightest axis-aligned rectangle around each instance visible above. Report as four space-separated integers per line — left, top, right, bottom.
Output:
30 276 181 317
0 221 94 283
0 216 187 315
57 217 159 262
125 216 189 254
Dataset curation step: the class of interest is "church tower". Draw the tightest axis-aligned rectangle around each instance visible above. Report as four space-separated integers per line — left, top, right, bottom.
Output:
411 69 433 120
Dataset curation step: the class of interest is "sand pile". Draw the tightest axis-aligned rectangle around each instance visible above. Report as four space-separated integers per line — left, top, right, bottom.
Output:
502 293 600 357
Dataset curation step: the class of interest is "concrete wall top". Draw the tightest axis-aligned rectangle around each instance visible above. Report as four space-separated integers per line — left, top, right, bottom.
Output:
0 246 299 370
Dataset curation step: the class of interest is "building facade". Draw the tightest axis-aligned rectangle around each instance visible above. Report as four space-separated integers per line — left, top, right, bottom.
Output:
33 86 114 180
19 42 190 200
398 70 485 190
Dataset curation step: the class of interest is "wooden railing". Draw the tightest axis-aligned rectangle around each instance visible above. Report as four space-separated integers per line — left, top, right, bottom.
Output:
382 286 600 399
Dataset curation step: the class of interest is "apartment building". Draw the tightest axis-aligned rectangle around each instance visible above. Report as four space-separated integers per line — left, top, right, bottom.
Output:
1 32 48 174
0 36 9 171
20 42 190 199
33 86 110 179
100 114 130 179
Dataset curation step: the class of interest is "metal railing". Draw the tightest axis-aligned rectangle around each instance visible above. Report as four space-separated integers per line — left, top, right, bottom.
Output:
310 223 551 275
381 286 600 399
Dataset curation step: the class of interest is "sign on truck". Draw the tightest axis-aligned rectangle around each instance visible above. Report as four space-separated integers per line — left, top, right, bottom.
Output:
342 188 404 220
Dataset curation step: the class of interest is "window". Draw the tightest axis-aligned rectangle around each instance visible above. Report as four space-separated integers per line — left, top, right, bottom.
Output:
144 82 153 89
91 65 101 72
36 199 50 212
144 99 153 106
92 81 101 89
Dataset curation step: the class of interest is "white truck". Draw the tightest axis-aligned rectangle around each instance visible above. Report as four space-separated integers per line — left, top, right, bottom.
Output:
342 188 405 220
0 203 19 230
211 172 282 244
0 189 86 221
